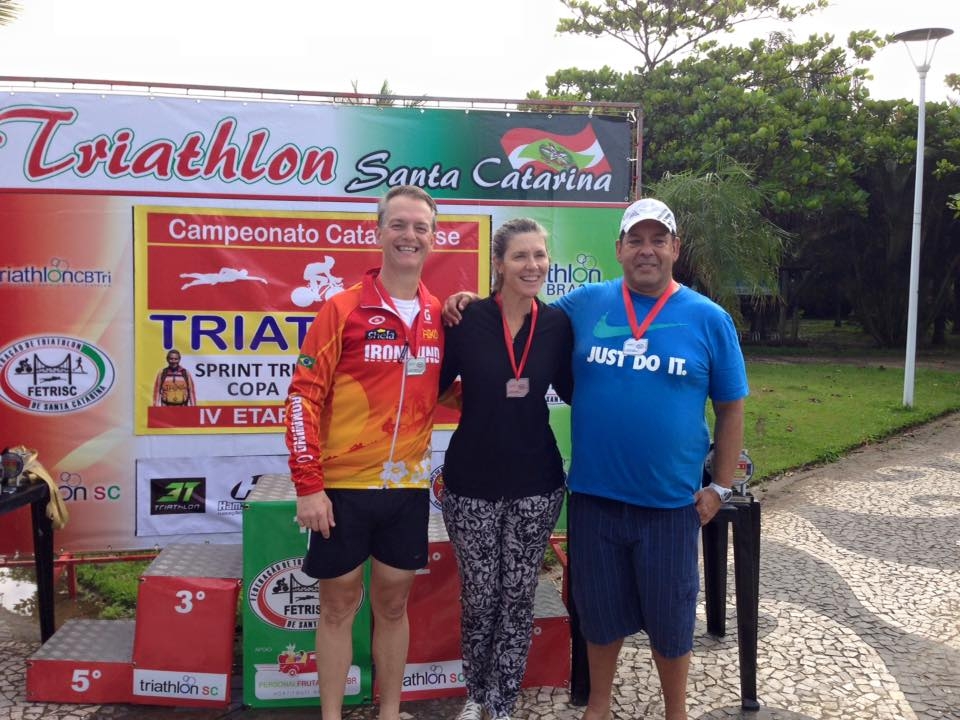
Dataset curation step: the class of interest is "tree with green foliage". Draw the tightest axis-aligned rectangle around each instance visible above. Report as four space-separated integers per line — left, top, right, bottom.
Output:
557 0 828 72
947 73 959 100
950 189 960 333
0 0 19 26
532 30 881 336
646 156 786 323
943 98 960 332
346 79 426 108
844 99 960 346
535 7 960 347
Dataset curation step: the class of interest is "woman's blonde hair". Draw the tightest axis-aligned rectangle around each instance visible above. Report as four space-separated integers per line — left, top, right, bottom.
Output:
490 218 548 293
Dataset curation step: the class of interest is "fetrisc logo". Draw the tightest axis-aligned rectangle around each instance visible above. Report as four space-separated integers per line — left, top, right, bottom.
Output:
0 335 115 414
248 557 322 631
247 557 366 632
429 465 446 511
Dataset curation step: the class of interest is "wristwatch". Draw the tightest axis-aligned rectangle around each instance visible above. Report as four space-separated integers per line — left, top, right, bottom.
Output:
707 482 733 503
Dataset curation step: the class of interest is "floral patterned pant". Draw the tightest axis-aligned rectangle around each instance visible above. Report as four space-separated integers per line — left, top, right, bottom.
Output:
441 487 564 718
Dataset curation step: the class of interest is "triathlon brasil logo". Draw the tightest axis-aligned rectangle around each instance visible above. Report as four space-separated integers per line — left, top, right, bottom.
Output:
499 125 613 175
0 335 116 414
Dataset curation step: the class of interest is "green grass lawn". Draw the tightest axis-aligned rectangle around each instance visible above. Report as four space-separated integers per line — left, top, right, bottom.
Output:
743 317 960 361
740 361 960 482
735 316 960 482
75 560 152 618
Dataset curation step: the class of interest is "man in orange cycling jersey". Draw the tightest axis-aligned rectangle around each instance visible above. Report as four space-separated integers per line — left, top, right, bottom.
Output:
284 185 443 720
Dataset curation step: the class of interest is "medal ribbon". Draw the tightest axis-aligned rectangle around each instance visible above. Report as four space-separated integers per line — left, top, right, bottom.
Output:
495 294 539 381
373 274 423 358
622 279 679 339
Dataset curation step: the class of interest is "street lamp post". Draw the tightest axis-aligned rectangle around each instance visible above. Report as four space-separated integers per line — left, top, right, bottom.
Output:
893 27 953 408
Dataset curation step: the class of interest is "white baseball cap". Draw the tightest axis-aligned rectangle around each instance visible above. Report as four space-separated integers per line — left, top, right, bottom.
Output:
620 198 677 236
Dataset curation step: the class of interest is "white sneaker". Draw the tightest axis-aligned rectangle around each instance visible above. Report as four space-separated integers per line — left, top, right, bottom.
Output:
456 699 484 720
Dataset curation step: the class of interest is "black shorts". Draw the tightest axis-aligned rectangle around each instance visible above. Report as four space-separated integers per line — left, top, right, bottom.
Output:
302 488 430 579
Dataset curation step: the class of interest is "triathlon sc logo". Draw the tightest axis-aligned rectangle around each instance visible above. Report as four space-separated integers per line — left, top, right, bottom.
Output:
0 335 115 414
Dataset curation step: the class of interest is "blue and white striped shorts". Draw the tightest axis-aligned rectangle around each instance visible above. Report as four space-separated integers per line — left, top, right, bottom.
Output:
568 492 700 657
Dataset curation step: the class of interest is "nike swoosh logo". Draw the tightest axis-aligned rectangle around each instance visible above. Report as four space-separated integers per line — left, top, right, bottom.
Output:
592 314 686 338
593 314 631 338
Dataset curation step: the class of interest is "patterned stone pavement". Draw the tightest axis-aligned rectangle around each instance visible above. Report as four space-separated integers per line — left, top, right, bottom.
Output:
2 413 958 719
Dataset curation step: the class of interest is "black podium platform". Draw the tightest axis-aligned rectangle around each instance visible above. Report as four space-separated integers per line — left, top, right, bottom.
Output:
568 494 761 711
0 482 56 642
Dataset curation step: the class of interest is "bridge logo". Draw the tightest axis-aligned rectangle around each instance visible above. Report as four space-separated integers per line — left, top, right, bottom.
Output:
247 556 365 631
0 335 115 414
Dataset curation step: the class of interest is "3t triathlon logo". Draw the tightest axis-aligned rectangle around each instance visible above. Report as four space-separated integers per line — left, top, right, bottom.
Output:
0 335 115 414
150 477 206 515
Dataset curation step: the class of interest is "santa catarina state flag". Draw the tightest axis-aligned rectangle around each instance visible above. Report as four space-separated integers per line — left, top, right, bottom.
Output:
499 124 613 175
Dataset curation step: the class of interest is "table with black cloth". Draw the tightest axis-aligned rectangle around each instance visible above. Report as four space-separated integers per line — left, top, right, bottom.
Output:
0 481 56 643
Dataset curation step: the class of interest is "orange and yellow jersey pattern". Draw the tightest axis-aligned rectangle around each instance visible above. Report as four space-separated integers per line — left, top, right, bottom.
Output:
153 366 196 406
284 269 443 496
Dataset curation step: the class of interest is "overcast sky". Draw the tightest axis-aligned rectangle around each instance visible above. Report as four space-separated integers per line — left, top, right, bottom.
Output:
0 0 956 103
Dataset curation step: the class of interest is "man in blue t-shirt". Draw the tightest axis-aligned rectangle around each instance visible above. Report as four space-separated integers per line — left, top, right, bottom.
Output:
553 198 748 720
444 198 747 720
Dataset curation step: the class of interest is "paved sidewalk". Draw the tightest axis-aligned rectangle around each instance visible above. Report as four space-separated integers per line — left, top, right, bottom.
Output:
2 413 958 719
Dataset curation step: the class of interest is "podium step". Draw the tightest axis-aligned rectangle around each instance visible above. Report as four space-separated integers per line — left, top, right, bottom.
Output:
143 541 243 580
524 579 570 688
132 543 242 707
27 619 135 704
400 529 571 703
398 515 462 701
534 576 567 617
242 475 374 708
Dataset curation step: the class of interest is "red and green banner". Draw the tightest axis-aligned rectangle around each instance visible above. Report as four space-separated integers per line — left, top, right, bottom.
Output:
134 206 482 434
0 90 631 552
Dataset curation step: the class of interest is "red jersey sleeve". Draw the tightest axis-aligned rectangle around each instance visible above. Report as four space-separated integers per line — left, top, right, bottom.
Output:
284 296 347 497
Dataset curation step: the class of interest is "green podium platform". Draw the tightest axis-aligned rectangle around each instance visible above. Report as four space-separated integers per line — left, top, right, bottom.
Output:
242 474 372 708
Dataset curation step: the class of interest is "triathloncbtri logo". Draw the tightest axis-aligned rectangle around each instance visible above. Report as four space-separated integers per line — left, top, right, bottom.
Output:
402 660 466 691
0 335 115 414
0 257 112 287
